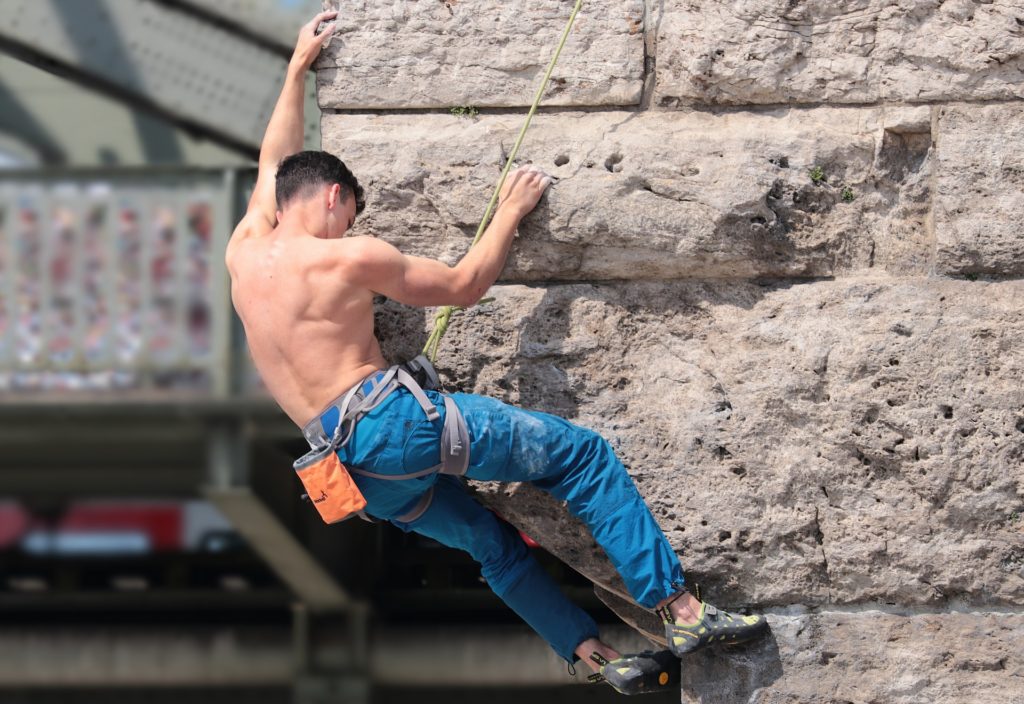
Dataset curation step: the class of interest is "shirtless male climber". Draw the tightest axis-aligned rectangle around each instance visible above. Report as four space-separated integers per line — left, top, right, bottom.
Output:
226 11 768 695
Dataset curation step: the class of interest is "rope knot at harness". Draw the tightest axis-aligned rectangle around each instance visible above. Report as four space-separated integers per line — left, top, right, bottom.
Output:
423 305 457 364
421 0 584 364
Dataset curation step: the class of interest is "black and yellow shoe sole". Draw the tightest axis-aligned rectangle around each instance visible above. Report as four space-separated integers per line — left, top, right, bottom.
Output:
589 650 680 695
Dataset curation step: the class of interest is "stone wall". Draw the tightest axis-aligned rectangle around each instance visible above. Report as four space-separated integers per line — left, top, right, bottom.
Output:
317 2 1024 701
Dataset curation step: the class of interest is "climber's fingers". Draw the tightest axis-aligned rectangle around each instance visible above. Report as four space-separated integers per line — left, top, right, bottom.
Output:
523 164 554 189
292 10 338 67
304 10 338 35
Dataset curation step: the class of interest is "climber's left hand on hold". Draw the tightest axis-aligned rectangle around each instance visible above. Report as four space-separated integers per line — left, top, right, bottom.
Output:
290 10 337 72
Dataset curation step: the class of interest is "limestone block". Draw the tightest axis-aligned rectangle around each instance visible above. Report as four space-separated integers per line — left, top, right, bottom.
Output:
654 0 1024 106
936 103 1024 276
593 590 1024 704
372 278 1024 607
315 0 645 109
323 107 935 280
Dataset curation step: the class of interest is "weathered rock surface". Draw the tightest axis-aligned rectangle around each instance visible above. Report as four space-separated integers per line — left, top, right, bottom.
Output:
936 103 1024 276
375 278 1024 608
324 107 937 280
593 593 1024 704
654 0 1024 107
316 0 645 109
320 3 1024 699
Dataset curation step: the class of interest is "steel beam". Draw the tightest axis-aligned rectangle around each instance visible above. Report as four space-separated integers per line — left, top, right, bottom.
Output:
158 0 321 54
0 0 320 157
0 420 211 497
0 623 648 687
203 487 352 612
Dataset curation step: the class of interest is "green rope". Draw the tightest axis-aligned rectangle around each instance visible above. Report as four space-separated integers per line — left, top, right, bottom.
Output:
422 0 585 363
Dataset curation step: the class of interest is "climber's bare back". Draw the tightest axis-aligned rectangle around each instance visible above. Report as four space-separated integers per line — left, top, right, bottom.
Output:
227 221 386 427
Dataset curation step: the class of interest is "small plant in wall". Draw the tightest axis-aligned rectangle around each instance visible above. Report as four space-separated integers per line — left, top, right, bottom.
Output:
841 186 855 202
809 165 825 185
450 106 479 118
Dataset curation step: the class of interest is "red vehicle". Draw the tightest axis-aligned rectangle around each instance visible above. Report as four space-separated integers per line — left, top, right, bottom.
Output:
0 500 235 556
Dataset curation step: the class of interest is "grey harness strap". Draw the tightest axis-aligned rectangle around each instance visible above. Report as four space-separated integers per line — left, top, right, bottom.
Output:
442 396 469 475
299 355 470 524
393 486 435 524
322 366 400 450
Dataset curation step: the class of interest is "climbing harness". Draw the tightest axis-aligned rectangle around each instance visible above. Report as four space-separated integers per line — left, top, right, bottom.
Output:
422 0 585 363
294 354 469 524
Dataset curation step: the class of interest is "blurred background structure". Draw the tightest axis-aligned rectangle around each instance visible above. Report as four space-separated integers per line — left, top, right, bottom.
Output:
0 2 650 703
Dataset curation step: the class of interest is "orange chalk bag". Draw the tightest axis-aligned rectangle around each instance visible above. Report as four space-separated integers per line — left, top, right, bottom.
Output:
293 444 366 524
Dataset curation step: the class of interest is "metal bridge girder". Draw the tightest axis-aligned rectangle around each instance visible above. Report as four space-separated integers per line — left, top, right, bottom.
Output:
165 0 324 53
0 0 319 156
203 486 353 613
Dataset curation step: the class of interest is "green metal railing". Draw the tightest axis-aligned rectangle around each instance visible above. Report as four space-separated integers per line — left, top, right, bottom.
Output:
0 168 250 399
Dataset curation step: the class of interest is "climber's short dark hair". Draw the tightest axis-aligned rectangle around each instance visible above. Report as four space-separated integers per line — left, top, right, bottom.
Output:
275 151 365 215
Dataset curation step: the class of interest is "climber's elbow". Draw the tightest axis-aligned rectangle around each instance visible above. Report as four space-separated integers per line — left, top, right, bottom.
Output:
451 269 485 308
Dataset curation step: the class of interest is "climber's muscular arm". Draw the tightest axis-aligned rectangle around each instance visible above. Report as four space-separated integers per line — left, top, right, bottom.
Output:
233 11 338 239
340 166 552 308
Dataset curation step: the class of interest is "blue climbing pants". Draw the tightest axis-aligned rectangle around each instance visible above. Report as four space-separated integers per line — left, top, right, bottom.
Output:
328 385 687 663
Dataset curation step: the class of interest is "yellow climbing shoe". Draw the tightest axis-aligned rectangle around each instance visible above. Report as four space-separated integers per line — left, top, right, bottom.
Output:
662 600 768 656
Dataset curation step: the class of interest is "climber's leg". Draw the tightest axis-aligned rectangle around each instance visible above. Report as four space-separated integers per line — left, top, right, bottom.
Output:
391 475 679 693
390 474 600 664
452 392 686 609
451 392 768 656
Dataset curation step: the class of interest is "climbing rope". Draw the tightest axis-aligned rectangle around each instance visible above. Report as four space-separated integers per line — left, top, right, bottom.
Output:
422 0 585 363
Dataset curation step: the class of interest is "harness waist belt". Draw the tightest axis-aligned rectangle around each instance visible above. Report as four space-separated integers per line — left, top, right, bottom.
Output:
299 356 469 523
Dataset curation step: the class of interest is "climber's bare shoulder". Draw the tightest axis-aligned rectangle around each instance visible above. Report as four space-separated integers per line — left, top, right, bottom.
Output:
226 229 390 426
